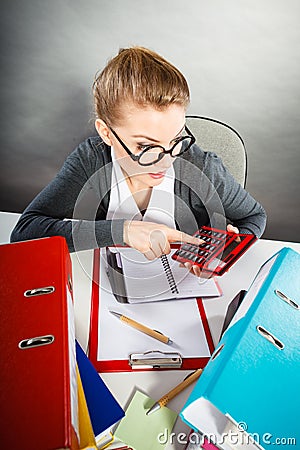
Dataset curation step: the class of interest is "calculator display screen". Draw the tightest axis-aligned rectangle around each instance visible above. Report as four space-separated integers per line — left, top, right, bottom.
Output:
221 235 250 261
220 238 239 260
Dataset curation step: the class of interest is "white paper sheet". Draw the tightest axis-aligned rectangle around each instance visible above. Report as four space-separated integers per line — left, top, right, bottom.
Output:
97 251 212 361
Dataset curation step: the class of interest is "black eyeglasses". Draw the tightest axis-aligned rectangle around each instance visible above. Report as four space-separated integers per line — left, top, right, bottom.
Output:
109 125 195 166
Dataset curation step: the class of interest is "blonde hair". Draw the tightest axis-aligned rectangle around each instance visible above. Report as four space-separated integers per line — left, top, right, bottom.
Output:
93 46 190 126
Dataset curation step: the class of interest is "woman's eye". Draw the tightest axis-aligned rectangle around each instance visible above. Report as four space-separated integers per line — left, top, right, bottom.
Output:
171 136 183 145
136 144 150 152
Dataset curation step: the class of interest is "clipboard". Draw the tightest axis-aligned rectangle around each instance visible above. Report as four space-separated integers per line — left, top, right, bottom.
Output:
88 248 215 372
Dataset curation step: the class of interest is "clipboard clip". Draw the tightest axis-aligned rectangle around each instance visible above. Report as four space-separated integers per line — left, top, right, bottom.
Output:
128 350 182 369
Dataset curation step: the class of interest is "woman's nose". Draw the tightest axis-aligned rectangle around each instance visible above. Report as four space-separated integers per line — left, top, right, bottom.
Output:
155 153 173 170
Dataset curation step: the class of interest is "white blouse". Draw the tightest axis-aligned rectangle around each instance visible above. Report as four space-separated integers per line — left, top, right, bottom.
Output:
106 148 176 229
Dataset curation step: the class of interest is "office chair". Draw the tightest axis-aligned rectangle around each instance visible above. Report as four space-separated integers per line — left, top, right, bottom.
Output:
186 115 247 187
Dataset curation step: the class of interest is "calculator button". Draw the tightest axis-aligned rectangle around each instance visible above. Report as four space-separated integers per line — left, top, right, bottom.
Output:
180 244 191 251
184 245 197 253
195 257 204 264
179 251 190 258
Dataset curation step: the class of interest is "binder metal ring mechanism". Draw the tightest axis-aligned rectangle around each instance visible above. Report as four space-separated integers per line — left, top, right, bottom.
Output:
18 335 55 349
24 286 55 297
129 350 183 369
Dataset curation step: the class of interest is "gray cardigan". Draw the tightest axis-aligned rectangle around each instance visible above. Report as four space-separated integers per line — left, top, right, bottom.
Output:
11 137 267 252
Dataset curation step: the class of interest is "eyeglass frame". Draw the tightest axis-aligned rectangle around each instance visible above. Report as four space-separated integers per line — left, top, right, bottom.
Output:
108 124 196 166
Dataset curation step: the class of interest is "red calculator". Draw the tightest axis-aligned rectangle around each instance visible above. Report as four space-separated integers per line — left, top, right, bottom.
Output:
172 226 257 276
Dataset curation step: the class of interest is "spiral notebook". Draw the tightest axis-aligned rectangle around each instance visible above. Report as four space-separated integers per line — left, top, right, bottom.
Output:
106 247 221 303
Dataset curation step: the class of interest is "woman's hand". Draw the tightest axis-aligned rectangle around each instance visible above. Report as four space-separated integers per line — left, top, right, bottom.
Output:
181 224 241 277
123 220 203 260
226 224 240 241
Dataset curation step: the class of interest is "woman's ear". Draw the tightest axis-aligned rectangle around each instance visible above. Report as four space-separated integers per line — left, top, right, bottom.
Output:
95 119 112 145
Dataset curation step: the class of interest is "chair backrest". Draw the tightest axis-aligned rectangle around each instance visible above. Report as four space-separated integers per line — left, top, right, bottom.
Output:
186 115 247 187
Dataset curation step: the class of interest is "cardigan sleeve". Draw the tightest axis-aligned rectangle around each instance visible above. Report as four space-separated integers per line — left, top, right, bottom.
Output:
10 138 125 252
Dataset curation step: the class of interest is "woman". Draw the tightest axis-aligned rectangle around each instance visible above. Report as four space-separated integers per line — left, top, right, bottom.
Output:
11 46 266 274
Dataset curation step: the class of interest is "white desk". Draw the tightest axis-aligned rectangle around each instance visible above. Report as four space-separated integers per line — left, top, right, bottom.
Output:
70 235 300 450
1 212 299 450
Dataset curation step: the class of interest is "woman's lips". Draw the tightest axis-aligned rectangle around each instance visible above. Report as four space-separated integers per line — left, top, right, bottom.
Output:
148 171 166 179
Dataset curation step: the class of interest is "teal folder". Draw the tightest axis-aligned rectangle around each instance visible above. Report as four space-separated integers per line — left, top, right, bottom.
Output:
180 247 300 449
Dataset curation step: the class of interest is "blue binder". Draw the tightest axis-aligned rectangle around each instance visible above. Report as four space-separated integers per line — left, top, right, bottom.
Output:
75 341 124 447
180 247 300 449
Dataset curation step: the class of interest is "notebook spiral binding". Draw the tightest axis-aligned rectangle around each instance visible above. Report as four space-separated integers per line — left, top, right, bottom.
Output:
160 254 179 294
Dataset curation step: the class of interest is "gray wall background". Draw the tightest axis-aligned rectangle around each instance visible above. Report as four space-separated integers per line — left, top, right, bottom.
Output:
1 0 299 242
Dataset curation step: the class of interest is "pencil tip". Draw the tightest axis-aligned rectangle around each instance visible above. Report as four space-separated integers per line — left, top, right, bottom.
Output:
146 403 160 415
109 310 121 318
